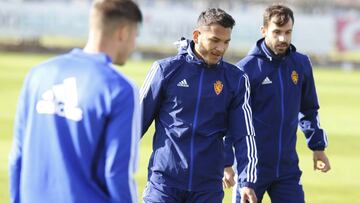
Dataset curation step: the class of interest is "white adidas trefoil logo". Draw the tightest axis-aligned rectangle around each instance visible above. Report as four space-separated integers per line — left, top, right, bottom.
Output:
177 79 189 87
36 77 83 121
262 77 272 85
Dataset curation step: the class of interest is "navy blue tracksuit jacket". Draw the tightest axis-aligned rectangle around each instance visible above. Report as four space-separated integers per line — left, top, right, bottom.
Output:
140 40 257 192
225 38 328 184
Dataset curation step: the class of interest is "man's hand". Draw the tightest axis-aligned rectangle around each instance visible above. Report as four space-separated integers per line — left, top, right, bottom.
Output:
222 166 235 188
313 150 331 172
241 187 257 203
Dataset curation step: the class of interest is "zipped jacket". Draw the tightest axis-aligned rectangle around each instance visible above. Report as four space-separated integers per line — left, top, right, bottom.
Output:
225 38 328 179
140 39 257 191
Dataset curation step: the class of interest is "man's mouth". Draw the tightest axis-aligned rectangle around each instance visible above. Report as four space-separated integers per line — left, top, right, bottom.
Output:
277 43 288 48
211 52 222 57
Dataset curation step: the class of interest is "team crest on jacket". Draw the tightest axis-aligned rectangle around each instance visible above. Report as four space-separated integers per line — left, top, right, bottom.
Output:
291 70 298 85
214 80 223 95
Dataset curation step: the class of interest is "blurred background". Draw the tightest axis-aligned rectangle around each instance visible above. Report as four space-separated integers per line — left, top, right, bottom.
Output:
0 0 360 67
0 0 359 203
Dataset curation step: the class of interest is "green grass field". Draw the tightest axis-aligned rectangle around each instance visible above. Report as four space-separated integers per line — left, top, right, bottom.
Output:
1 51 359 202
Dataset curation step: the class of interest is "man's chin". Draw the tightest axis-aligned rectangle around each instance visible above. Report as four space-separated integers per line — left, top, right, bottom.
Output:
206 60 220 66
275 49 287 55
114 60 125 66
209 57 222 65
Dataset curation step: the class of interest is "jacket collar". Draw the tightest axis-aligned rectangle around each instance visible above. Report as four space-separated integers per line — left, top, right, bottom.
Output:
248 38 296 61
176 38 223 68
71 48 112 64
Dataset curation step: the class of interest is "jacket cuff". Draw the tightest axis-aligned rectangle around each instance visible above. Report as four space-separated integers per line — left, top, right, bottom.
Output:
224 152 234 167
310 146 325 151
239 181 256 189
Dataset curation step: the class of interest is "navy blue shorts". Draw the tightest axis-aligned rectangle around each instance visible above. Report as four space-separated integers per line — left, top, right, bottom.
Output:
143 181 224 203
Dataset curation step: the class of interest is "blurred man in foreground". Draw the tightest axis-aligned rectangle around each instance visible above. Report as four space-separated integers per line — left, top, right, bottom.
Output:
9 0 142 202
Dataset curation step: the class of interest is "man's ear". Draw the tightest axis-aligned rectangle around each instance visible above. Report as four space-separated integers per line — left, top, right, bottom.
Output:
117 24 130 42
193 30 200 44
260 26 267 38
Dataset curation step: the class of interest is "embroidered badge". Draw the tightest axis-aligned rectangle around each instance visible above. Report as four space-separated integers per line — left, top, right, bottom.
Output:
291 70 298 85
214 80 223 95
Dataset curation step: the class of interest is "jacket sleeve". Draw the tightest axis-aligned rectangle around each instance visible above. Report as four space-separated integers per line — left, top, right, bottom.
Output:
104 84 141 203
227 73 257 189
299 56 328 151
9 72 32 203
139 61 163 136
223 134 235 167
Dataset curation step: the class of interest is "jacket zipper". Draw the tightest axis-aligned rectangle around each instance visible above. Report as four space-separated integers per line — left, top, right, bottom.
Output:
276 67 284 178
188 68 204 191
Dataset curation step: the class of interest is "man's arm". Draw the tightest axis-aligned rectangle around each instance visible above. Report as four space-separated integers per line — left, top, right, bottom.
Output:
139 61 163 136
299 56 330 172
228 73 258 202
104 84 141 203
223 134 235 168
9 73 32 203
223 135 236 188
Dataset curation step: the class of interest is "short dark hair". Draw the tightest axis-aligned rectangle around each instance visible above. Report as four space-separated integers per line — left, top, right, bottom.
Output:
263 5 294 27
197 8 235 29
91 0 142 32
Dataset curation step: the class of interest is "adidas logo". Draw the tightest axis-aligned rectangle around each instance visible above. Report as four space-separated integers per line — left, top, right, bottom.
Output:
177 79 189 87
36 77 83 121
261 77 272 85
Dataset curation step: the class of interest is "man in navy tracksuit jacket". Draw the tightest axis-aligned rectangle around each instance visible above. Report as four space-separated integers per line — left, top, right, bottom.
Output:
9 1 142 203
141 8 257 203
225 5 331 203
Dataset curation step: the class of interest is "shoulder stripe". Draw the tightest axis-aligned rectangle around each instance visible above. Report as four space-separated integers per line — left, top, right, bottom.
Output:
140 62 160 103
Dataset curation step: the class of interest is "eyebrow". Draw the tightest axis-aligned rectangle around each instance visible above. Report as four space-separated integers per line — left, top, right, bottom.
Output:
209 36 231 42
273 28 292 32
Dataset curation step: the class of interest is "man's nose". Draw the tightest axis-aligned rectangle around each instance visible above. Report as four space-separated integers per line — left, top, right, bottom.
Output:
278 35 285 42
216 43 227 53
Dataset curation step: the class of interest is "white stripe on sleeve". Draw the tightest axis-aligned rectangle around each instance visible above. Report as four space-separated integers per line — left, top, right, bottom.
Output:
128 83 141 203
242 74 257 183
140 62 160 103
242 74 255 136
316 115 328 147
